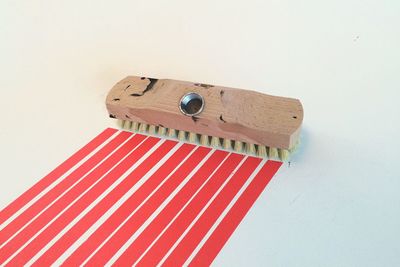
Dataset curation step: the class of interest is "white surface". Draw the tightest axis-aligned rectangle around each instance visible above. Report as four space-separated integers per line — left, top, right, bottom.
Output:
1 0 399 266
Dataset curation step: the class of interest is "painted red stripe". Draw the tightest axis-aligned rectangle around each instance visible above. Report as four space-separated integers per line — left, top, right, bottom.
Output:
188 160 282 267
0 131 132 246
1 127 283 266
84 149 225 267
0 132 141 264
60 144 201 267
4 136 163 266
0 128 117 225
111 150 229 267
163 156 262 266
32 141 187 266
136 153 245 266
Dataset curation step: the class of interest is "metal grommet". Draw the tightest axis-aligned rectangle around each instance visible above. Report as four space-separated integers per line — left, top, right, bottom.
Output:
179 92 205 116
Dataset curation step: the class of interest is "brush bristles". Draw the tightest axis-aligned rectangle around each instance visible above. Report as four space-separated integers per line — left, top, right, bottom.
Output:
223 139 232 150
139 123 148 133
200 135 209 146
210 136 220 148
117 120 125 128
268 147 278 159
123 121 132 130
131 122 139 132
234 141 243 152
178 130 186 141
256 145 267 157
168 128 177 138
116 120 295 161
148 125 157 135
279 149 290 161
158 126 166 136
188 132 198 143
245 143 256 155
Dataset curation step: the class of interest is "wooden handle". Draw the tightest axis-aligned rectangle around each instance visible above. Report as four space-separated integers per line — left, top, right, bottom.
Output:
106 76 303 150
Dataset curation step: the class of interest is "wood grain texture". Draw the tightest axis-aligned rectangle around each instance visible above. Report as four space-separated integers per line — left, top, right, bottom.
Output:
106 76 303 149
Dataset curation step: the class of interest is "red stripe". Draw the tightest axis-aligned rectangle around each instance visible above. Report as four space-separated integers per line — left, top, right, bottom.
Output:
0 128 117 225
188 160 282 267
163 156 262 266
0 132 140 264
32 141 188 266
0 131 132 246
84 149 224 267
80 147 217 267
111 150 229 267
0 127 284 265
5 136 164 266
60 144 199 266
136 153 245 266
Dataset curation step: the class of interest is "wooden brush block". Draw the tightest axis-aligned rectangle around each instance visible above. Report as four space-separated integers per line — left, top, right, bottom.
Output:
106 76 303 150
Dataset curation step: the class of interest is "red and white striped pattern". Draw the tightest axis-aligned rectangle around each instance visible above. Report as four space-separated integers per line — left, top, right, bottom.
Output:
0 128 282 266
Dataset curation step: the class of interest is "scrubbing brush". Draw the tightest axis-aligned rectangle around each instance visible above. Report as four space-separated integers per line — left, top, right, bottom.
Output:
106 76 303 161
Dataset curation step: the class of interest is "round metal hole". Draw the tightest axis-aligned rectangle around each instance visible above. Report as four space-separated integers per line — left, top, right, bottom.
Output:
179 92 204 116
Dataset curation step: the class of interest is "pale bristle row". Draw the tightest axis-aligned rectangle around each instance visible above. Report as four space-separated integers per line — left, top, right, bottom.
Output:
139 123 148 133
268 147 278 159
131 122 139 131
158 126 166 136
178 130 186 141
256 145 267 158
148 125 157 135
200 135 209 146
188 132 198 143
167 128 177 138
117 119 125 128
222 139 232 150
278 149 290 161
234 141 243 152
245 143 256 155
116 119 294 161
123 120 132 130
210 136 220 148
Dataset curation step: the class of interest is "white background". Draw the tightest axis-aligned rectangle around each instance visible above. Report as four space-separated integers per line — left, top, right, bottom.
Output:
1 0 399 266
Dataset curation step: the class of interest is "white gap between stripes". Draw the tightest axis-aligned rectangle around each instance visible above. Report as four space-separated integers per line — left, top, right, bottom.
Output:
184 159 267 266
0 131 132 249
48 140 183 266
103 148 217 267
2 134 147 264
157 155 248 266
28 137 175 265
131 152 232 266
0 130 121 231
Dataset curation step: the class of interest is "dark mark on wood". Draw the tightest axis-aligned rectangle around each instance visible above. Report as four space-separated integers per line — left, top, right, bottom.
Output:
113 98 120 101
194 83 214 89
192 116 199 122
131 78 158 96
125 115 130 119
220 90 224 97
145 78 158 92
158 124 165 128
141 77 146 80
219 114 226 123
125 85 131 90
109 114 116 118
